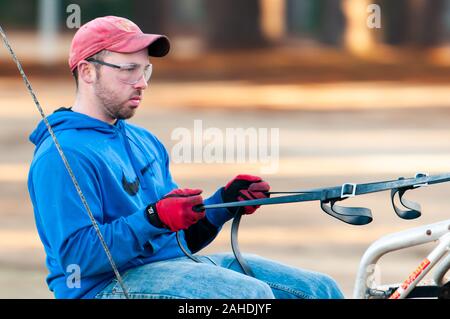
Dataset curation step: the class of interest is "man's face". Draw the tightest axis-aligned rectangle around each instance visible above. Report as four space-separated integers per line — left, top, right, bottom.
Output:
93 49 149 122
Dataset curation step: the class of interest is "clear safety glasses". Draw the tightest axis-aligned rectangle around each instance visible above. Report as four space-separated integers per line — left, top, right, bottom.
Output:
86 58 153 85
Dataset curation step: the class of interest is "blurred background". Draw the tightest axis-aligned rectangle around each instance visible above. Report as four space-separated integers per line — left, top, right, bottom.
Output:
1 0 450 298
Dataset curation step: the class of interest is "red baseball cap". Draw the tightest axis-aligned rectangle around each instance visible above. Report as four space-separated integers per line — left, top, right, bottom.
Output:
69 16 170 72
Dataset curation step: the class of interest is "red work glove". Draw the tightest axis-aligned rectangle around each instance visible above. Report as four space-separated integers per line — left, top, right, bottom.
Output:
147 189 205 232
222 174 270 215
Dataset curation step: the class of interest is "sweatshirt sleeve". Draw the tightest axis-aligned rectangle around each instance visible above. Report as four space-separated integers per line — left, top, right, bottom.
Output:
29 149 171 277
152 133 231 225
204 187 235 228
183 187 236 253
153 136 233 252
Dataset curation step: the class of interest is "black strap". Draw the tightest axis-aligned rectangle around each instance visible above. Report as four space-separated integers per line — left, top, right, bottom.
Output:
197 172 450 225
202 173 448 209
320 198 373 225
438 281 450 299
182 173 450 279
230 208 255 276
176 208 256 277
408 285 441 298
176 232 203 263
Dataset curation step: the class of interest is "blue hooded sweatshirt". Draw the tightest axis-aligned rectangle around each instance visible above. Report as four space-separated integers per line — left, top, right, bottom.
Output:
27 108 233 299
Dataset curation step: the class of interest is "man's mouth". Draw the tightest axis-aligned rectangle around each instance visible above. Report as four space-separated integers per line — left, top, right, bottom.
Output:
129 96 141 107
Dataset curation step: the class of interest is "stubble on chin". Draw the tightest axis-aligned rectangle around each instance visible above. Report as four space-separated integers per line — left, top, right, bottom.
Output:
94 81 135 121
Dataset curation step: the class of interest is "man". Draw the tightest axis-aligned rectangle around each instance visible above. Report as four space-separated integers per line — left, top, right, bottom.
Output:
27 16 344 299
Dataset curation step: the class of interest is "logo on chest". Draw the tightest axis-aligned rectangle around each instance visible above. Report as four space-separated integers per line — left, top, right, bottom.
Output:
121 163 151 196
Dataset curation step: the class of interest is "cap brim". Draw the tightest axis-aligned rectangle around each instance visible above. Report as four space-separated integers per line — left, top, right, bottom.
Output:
107 33 170 57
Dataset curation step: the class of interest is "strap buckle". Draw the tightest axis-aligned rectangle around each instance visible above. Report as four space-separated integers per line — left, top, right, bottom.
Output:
341 183 357 198
413 172 429 188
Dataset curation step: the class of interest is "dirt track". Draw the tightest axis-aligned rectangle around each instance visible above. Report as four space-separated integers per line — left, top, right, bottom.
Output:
1 75 450 298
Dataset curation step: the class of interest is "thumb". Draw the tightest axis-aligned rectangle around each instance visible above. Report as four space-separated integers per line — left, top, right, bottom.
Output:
248 181 270 193
164 188 203 198
181 188 203 196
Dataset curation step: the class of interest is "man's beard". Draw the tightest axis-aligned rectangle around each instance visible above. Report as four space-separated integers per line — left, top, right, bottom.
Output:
94 79 137 121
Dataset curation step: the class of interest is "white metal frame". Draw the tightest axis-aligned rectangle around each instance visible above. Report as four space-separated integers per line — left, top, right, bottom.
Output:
353 218 450 299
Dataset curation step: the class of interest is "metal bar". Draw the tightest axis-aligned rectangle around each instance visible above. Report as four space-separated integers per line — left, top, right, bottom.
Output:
353 219 450 298
432 253 450 286
390 232 450 299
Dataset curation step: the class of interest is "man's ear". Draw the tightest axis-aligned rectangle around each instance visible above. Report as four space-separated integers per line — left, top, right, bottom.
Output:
77 61 96 84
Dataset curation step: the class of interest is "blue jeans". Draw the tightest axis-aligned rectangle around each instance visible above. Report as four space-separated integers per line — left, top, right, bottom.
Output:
95 253 344 299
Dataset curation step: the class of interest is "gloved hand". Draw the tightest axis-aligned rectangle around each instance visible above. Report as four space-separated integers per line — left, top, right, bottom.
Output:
146 188 205 232
222 174 270 215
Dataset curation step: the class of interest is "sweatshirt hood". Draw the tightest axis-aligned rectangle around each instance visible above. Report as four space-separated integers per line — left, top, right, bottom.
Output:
29 108 147 188
29 108 120 149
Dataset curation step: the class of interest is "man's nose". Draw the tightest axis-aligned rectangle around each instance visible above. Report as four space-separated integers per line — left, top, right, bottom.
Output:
133 75 148 90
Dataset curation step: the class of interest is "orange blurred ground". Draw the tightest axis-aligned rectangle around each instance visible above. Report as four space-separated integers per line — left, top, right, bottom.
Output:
1 32 450 298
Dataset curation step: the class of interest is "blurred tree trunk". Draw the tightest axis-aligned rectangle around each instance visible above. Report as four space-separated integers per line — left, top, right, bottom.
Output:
417 0 445 47
381 0 445 47
260 0 286 42
131 0 168 34
342 0 378 55
204 0 267 49
318 0 345 46
380 0 411 45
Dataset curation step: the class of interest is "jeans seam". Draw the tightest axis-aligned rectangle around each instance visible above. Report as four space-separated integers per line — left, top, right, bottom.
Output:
265 281 314 299
96 291 189 299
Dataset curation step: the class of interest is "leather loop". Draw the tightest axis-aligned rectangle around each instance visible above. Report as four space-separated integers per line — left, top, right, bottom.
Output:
390 187 421 220
320 199 373 225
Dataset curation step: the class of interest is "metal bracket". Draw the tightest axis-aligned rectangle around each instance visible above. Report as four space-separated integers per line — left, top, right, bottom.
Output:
341 183 357 198
413 172 429 188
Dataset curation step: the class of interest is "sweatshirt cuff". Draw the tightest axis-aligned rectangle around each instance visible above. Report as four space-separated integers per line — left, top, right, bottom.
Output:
125 208 171 248
204 187 234 228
